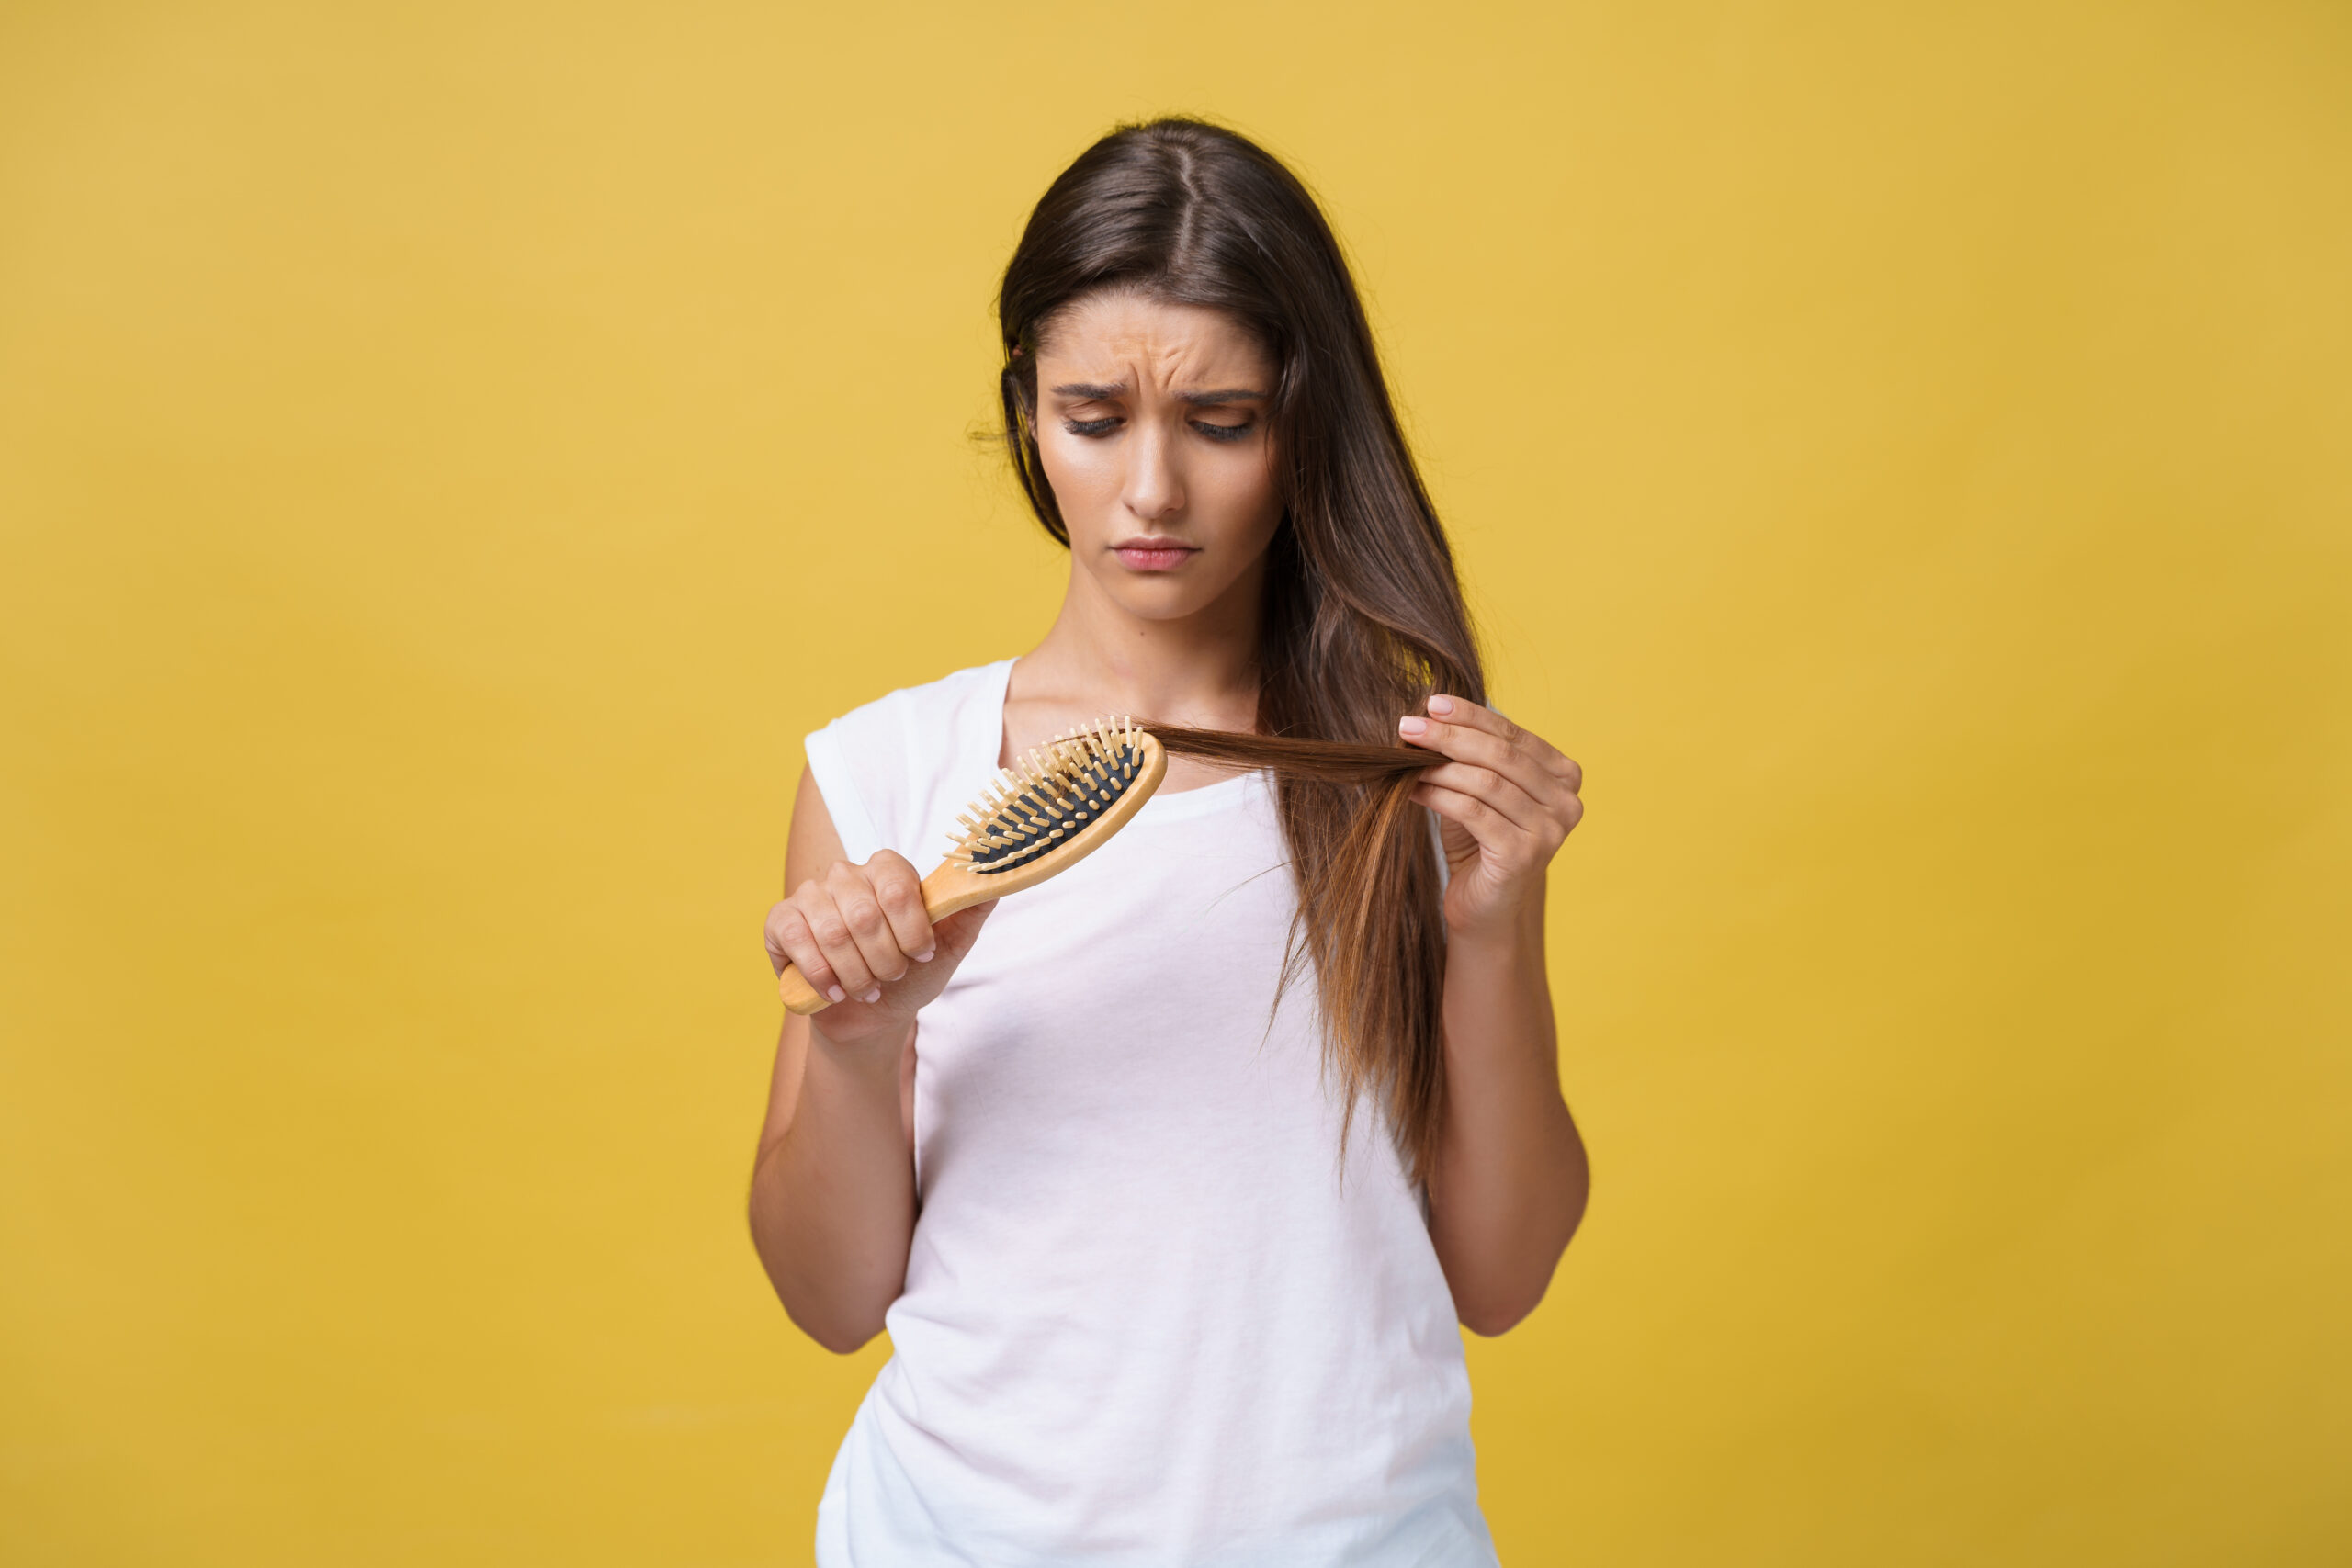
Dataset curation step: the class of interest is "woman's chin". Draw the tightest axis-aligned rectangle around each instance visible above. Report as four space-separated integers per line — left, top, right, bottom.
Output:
1077 565 1209 620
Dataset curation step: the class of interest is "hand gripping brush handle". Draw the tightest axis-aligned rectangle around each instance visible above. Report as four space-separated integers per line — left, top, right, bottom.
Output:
778 716 1169 1015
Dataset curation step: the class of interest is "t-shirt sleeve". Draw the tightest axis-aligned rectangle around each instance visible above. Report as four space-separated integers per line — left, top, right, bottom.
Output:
796 662 1008 873
802 716 891 867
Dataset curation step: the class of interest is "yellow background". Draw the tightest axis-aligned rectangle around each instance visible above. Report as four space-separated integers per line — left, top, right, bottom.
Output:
4 2 2346 1562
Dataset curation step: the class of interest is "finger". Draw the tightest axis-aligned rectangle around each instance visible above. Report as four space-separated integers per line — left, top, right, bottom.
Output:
1421 693 1513 736
931 897 998 962
771 893 851 1005
1423 695 1583 793
1399 709 1563 805
866 850 937 962
804 880 880 1001
763 899 793 976
827 861 910 998
1410 778 1539 856
1414 760 1556 840
1420 691 1552 766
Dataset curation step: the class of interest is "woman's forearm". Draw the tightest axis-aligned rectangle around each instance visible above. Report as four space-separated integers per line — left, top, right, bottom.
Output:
1425 903 1589 1336
747 1017 918 1354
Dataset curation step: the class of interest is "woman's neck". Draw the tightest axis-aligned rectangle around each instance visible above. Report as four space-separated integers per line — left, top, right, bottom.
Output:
1002 558 1263 777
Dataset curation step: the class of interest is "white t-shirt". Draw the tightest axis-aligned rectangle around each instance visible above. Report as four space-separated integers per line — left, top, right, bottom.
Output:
801 657 1498 1567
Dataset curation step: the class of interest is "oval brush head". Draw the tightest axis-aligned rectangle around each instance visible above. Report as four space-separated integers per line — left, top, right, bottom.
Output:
779 716 1168 1015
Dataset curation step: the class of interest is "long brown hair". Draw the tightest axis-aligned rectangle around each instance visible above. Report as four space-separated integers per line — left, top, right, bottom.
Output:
998 118 1486 1182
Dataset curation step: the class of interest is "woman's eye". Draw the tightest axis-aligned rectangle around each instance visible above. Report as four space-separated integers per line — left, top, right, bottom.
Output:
1062 417 1120 437
1192 421 1254 443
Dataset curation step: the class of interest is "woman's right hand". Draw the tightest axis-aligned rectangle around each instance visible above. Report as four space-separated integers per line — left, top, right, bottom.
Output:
763 850 997 1046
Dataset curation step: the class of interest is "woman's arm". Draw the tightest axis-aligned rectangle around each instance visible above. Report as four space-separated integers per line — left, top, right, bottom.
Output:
745 764 995 1353
1401 696 1591 1336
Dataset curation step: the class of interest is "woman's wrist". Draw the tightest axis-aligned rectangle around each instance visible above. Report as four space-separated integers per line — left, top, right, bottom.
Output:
1443 888 1546 957
808 1015 914 1077
1440 897 1555 1059
1443 922 1546 995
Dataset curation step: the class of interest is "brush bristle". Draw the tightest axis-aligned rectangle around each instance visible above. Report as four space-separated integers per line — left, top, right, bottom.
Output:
946 716 1150 874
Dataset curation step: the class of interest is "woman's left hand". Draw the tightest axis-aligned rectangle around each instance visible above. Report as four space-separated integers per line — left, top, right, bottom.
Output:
1399 694 1584 944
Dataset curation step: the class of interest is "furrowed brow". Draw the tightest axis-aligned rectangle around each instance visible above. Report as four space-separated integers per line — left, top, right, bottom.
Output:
1177 389 1267 407
1049 381 1127 400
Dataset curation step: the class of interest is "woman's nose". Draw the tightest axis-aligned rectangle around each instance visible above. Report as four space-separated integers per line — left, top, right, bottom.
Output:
1121 422 1184 521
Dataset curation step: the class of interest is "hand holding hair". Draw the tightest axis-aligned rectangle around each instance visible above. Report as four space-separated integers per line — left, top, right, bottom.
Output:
1395 694 1586 943
1147 701 1585 945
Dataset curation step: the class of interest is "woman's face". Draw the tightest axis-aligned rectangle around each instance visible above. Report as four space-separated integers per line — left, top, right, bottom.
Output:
1032 291 1284 624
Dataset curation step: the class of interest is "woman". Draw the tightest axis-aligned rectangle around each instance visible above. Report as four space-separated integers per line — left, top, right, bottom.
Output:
750 117 1589 1565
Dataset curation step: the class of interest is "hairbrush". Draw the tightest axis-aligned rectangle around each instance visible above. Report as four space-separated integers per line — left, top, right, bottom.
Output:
778 716 1168 1014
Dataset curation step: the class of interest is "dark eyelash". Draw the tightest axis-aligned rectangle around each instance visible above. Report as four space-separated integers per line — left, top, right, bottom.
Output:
1060 417 1254 442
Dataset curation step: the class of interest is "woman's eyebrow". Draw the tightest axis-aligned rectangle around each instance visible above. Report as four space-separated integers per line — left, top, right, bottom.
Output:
1046 382 1266 405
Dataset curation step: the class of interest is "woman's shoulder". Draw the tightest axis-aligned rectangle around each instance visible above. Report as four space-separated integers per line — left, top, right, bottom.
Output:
809 658 1012 744
801 657 1015 867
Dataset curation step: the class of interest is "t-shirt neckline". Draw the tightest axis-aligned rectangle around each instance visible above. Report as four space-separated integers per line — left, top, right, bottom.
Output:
980 656 1264 822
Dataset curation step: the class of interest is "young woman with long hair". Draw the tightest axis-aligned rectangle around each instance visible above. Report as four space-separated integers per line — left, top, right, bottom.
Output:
749 117 1589 1565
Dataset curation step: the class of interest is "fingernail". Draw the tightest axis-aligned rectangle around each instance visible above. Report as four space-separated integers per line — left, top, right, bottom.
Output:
913 949 936 963
826 986 847 1003
1428 694 1455 715
861 987 882 1003
1399 716 1428 738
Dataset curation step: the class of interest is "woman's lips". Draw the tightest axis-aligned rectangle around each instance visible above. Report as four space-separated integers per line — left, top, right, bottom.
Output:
1114 543 1197 571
